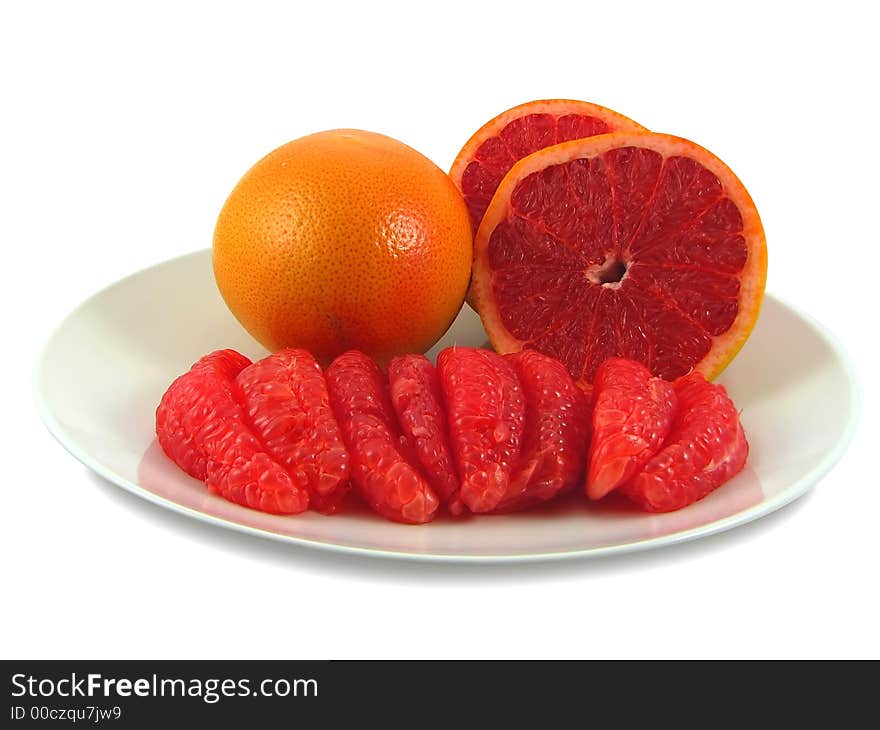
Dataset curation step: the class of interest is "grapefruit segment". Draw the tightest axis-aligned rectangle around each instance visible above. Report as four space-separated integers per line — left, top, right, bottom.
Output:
496 350 591 512
586 358 677 500
155 350 310 514
326 351 439 524
620 372 749 512
387 354 463 515
472 132 767 386
450 100 646 234
437 347 526 513
234 349 350 514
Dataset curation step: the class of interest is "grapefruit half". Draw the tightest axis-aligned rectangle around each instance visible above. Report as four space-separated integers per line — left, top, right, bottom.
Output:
470 132 767 387
450 99 646 234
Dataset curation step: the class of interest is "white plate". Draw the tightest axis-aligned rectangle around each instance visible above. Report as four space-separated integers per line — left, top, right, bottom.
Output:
35 250 860 562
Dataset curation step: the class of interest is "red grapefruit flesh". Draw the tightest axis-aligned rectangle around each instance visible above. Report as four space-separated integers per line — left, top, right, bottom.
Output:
496 349 591 512
620 372 749 512
387 354 463 515
471 132 767 386
325 350 439 524
586 358 677 500
451 99 646 234
155 350 309 514
234 348 350 514
437 347 526 513
156 349 252 481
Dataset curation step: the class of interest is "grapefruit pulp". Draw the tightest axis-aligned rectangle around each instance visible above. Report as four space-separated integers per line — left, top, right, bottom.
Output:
450 99 646 234
470 132 767 386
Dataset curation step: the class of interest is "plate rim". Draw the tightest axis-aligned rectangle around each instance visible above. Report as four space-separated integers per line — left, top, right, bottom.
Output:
32 250 863 563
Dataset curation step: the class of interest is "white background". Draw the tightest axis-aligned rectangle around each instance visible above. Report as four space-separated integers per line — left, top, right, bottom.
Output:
2 1 877 659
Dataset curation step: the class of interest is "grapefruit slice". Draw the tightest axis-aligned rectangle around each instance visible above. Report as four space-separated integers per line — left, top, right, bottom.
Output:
471 132 767 386
450 99 646 234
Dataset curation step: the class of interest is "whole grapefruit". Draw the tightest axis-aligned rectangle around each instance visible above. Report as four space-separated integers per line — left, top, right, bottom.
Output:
213 129 473 364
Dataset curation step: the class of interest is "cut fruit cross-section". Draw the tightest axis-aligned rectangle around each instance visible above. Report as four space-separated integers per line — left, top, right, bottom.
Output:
450 99 646 234
471 132 767 387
